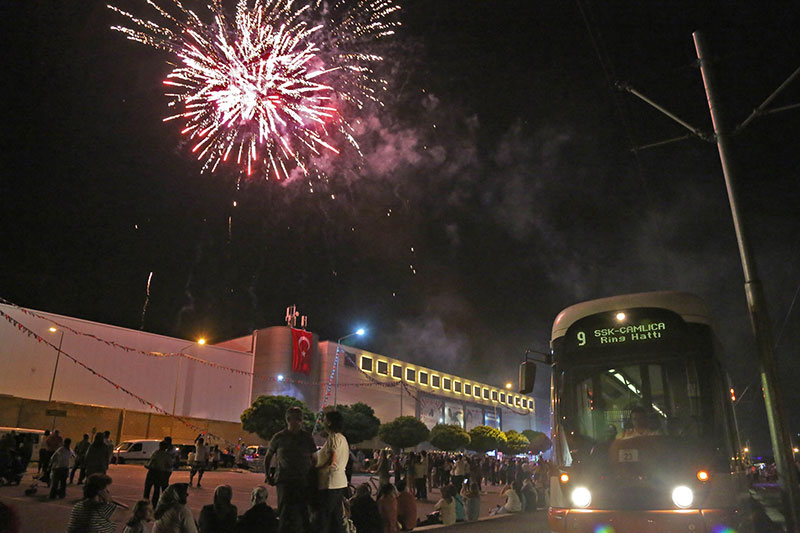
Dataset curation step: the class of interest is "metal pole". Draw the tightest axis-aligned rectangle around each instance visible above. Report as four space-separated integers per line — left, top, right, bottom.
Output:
334 342 340 406
48 330 65 402
172 356 183 415
694 31 800 531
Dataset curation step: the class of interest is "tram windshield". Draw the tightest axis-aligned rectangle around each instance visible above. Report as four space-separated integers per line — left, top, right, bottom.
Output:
559 358 730 468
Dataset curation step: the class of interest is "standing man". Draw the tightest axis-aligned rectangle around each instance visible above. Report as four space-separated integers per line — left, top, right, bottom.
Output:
190 437 208 487
103 431 114 464
264 406 316 533
144 440 173 507
315 410 349 533
70 434 90 485
49 438 74 499
453 455 468 488
41 430 63 485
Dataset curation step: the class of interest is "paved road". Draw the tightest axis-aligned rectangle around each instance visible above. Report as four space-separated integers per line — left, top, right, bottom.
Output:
0 465 548 532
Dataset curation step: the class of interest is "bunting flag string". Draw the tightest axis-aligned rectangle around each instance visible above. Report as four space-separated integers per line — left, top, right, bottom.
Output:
1 298 534 417
0 298 395 390
0 309 236 446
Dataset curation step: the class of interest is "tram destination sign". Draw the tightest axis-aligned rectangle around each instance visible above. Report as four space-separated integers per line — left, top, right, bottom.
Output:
566 309 685 351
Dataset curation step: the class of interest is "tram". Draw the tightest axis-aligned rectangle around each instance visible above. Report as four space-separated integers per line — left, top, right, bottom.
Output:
542 291 751 532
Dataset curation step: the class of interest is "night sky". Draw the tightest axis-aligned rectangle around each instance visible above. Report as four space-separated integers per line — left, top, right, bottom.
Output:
2 0 799 453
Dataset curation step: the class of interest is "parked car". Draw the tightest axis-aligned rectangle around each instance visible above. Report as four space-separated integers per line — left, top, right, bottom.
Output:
243 445 268 472
0 427 46 464
113 440 161 464
172 444 196 468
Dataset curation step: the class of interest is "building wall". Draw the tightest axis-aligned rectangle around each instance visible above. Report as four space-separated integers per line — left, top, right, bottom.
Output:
250 327 321 408
315 341 547 436
0 304 252 423
0 395 265 448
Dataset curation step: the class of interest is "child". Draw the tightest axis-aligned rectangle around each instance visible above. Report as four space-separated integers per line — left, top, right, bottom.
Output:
124 500 154 533
462 482 481 521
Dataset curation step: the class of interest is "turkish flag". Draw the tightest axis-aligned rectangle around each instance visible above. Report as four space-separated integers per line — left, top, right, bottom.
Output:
291 328 313 374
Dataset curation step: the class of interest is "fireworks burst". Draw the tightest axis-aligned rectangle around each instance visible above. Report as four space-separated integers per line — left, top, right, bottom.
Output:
108 0 399 180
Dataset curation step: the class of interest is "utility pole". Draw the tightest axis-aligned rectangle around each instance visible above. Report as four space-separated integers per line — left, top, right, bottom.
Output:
694 31 800 531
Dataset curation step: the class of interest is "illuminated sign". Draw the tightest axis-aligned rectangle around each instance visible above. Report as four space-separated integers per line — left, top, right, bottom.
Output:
580 322 667 345
566 309 684 351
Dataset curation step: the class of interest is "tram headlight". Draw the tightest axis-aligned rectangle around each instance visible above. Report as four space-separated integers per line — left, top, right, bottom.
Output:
570 486 592 508
671 485 694 508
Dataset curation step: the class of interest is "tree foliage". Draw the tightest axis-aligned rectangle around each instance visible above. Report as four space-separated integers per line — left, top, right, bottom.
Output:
502 430 530 454
378 416 430 450
522 430 552 454
337 402 381 445
241 395 314 441
429 424 471 451
468 425 507 453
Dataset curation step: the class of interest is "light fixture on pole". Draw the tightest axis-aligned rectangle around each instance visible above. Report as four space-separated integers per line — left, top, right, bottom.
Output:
47 327 65 403
334 328 365 405
47 327 66 431
172 339 205 415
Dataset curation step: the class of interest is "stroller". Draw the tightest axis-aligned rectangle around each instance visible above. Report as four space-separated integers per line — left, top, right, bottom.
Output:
0 450 25 485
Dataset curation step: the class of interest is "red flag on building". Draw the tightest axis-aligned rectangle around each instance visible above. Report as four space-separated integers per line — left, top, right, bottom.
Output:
291 328 313 374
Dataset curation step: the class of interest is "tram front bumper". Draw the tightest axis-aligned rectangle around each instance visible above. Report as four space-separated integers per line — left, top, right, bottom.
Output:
548 507 741 532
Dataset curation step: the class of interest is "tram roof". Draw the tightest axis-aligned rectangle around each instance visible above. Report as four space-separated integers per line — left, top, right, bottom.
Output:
551 291 711 341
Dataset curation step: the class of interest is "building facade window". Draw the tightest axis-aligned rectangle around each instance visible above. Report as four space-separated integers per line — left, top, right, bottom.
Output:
464 384 472 396
392 364 402 379
360 356 373 372
491 390 498 401
500 392 506 403
443 377 451 390
377 360 388 375
482 387 489 399
431 375 441 388
419 371 429 385
454 381 462 393
406 368 416 382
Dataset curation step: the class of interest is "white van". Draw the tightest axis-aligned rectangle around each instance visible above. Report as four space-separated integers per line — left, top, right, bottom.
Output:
0 427 46 463
113 439 161 464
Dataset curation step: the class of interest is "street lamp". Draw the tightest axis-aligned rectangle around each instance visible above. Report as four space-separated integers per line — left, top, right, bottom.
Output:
334 328 365 405
172 339 204 415
47 327 65 403
505 382 513 389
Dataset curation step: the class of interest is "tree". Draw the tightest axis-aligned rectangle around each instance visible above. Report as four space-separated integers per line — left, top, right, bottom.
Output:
468 425 507 453
429 424 471 451
378 416 430 450
502 430 530 454
337 402 381 445
522 430 552 454
241 395 314 441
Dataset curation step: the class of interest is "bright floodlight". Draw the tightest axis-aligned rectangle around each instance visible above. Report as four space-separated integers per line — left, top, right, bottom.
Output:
49 327 57 333
197 338 206 345
570 487 592 508
356 328 365 336
671 486 693 508
615 312 626 321
277 374 284 382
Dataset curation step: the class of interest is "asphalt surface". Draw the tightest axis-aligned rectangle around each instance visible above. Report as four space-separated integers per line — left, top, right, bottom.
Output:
0 465 548 532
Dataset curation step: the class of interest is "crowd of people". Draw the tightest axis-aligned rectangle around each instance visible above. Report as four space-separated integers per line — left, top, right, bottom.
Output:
0 413 552 532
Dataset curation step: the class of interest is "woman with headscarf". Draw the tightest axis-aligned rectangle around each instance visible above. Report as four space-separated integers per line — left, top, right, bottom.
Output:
234 486 278 533
83 434 110 478
153 483 197 533
199 485 237 533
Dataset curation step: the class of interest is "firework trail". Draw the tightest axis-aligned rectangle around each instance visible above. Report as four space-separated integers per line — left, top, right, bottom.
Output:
140 271 154 329
108 0 400 180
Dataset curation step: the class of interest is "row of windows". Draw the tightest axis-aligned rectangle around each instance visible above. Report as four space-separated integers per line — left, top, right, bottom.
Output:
359 355 534 410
